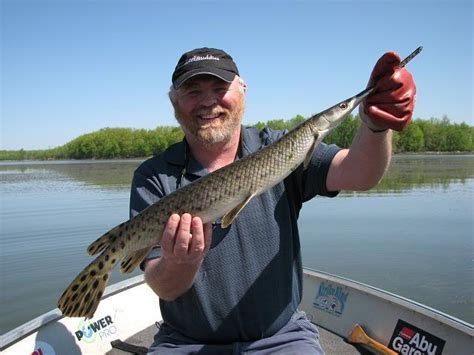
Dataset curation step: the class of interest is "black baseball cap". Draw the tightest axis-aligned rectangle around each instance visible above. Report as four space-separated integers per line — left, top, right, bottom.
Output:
172 47 239 89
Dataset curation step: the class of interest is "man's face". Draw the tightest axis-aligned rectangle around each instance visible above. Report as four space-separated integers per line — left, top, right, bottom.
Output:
172 75 245 144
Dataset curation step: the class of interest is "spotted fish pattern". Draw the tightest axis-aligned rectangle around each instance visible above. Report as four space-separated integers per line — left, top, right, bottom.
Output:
57 47 422 319
57 97 356 319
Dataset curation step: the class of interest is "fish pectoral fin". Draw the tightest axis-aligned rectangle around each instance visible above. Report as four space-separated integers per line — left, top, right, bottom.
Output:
303 134 322 170
221 193 256 229
120 246 153 273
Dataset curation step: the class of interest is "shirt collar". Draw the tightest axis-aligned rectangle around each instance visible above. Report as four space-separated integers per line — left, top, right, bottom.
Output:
163 140 208 177
241 125 264 156
164 125 264 177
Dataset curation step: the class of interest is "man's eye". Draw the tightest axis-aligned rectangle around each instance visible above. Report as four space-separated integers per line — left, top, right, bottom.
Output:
186 90 201 97
215 87 229 94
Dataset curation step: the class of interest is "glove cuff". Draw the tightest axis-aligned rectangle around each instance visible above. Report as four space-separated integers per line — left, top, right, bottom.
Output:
367 126 389 133
359 103 389 133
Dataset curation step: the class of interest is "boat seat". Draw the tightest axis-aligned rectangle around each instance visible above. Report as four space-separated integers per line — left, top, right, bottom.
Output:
109 321 162 354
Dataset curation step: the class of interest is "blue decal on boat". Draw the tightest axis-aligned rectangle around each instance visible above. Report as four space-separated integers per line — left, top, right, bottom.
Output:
313 282 349 317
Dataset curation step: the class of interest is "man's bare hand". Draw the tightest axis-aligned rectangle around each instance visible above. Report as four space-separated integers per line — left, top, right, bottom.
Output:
160 213 212 265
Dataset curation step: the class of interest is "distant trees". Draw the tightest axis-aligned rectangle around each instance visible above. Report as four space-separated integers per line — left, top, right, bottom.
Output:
63 127 184 159
260 115 473 152
1 116 472 160
253 115 306 131
393 116 473 153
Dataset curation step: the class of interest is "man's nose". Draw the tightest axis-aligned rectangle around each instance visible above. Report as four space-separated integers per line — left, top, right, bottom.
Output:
199 92 219 106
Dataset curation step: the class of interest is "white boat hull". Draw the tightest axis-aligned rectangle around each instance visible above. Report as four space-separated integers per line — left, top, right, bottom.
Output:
1 269 472 354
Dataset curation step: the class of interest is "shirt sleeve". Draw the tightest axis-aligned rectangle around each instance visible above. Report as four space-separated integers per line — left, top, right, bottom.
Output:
130 170 164 218
301 142 341 202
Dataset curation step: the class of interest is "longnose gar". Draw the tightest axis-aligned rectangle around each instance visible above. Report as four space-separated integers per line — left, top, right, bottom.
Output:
58 47 422 319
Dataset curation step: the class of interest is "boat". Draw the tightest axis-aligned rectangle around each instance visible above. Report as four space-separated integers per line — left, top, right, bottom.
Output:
1 268 472 354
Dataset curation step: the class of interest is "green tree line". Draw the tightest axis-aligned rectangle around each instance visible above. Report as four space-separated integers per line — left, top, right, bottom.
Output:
1 116 472 161
256 115 473 152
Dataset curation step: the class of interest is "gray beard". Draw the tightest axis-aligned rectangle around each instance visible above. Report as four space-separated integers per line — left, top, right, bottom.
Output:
174 105 245 145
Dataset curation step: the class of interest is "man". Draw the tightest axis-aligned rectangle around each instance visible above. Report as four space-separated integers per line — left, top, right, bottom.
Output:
130 47 416 354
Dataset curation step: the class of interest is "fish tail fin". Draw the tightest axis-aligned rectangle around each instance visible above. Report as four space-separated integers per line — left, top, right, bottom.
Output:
120 246 152 273
87 223 124 255
58 254 113 319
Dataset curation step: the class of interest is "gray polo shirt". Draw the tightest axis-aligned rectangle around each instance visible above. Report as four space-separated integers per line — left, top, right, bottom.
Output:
129 126 340 343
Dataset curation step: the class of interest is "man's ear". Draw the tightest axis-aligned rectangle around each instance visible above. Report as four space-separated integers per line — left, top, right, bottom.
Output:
168 86 177 105
239 78 247 93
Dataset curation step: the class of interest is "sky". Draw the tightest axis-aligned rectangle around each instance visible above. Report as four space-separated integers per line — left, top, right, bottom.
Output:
1 0 472 150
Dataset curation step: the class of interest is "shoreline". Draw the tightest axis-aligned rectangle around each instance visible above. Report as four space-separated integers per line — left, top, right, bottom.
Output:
1 151 473 164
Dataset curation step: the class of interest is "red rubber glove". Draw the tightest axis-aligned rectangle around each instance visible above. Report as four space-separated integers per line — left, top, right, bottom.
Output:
360 52 416 132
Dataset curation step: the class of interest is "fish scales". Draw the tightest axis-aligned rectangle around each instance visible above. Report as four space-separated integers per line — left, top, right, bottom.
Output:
58 46 423 319
57 112 323 319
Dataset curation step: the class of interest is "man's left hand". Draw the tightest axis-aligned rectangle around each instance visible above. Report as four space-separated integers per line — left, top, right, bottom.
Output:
360 51 416 132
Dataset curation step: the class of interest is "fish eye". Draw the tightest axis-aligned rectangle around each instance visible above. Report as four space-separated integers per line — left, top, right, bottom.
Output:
339 102 348 109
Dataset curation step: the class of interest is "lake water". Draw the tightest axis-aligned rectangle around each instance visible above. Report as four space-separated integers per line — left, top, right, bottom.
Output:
1 155 473 334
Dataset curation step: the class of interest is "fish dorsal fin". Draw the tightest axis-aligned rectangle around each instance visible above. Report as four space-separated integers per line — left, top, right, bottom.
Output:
221 193 256 229
303 134 324 170
303 139 317 170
